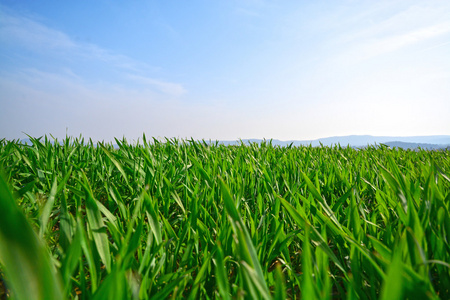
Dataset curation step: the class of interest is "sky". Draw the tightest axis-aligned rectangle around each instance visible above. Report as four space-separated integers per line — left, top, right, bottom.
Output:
1 0 449 142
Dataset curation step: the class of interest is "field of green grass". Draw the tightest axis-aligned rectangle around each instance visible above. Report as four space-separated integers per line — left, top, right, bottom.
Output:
0 136 449 299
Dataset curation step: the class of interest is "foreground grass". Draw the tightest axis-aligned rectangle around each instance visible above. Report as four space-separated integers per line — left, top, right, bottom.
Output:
0 136 449 299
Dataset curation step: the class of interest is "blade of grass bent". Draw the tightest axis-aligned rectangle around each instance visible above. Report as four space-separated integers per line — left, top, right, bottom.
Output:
0 171 63 300
279 196 345 272
219 178 271 299
80 171 112 272
39 177 58 238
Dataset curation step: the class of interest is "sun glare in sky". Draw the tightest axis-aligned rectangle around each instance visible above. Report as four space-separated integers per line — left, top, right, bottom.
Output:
1 1 449 142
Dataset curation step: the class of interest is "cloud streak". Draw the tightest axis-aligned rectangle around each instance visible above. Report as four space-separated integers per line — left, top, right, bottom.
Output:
126 74 187 97
0 5 185 96
0 7 76 51
353 22 450 62
326 2 450 63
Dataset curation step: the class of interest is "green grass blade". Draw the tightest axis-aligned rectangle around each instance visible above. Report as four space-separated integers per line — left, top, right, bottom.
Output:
279 196 345 272
80 171 112 272
0 171 63 300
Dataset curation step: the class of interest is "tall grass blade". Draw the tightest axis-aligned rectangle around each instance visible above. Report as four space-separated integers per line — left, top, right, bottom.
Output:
0 171 63 300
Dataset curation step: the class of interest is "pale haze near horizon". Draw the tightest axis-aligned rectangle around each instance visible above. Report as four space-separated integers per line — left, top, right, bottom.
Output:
1 0 449 142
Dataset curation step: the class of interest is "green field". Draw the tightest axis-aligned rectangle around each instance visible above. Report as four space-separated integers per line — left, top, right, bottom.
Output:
0 136 449 299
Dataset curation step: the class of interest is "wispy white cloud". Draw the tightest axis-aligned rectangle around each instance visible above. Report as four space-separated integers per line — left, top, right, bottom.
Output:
0 8 76 50
0 5 185 96
0 67 244 141
352 21 450 62
326 2 450 63
127 74 187 97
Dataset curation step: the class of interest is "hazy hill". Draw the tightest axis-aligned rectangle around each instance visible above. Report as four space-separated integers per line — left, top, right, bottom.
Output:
290 135 450 147
15 135 450 149
383 141 450 150
221 135 450 149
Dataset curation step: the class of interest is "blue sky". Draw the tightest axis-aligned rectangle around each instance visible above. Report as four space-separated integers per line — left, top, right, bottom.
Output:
1 0 449 142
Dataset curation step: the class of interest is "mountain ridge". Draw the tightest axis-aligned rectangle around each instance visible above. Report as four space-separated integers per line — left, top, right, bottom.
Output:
15 135 450 149
220 135 450 149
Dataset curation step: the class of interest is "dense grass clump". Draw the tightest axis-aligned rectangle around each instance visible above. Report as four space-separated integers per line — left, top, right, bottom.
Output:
0 136 449 299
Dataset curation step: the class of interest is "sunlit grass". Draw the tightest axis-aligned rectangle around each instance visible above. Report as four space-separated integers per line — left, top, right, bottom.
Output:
0 136 449 299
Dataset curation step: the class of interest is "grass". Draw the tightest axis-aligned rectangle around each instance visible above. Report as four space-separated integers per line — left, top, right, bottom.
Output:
0 135 449 299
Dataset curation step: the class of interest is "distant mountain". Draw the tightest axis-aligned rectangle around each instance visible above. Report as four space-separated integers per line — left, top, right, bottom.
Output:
220 135 450 149
383 141 450 150
292 135 450 147
12 135 450 150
